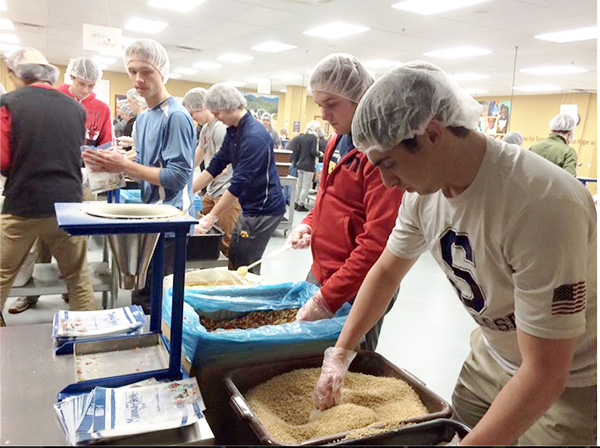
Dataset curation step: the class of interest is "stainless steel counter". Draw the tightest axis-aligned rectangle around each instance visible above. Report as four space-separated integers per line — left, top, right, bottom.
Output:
0 323 215 445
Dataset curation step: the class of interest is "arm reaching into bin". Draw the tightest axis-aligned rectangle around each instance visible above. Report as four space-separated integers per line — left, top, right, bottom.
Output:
314 248 417 409
313 347 357 410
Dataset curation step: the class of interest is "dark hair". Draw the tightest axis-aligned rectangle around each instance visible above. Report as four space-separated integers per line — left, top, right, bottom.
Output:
400 126 470 153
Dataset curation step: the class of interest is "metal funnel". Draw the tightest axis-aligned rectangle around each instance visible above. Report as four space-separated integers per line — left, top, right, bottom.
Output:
107 233 160 290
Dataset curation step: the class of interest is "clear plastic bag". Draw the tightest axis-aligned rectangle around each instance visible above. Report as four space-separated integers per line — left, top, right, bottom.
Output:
81 143 126 194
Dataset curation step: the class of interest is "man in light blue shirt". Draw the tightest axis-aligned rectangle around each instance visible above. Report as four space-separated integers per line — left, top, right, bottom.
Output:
83 39 195 312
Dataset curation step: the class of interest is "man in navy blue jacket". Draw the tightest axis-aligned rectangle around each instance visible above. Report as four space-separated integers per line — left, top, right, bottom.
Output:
193 83 285 274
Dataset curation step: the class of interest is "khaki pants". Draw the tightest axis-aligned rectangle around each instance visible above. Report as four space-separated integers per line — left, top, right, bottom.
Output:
0 214 97 315
202 193 241 258
452 327 597 445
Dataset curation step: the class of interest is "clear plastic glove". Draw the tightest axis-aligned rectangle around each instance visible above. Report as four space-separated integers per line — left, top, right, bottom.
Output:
117 136 134 147
313 347 357 410
286 223 312 249
296 289 334 321
195 213 218 235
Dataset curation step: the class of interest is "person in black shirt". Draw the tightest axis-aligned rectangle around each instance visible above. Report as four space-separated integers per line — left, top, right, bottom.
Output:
289 120 321 211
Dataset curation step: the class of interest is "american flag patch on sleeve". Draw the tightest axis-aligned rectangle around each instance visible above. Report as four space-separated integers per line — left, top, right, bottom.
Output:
551 281 586 315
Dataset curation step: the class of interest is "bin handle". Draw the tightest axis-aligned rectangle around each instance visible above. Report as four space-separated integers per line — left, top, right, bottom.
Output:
230 394 253 420
400 367 426 387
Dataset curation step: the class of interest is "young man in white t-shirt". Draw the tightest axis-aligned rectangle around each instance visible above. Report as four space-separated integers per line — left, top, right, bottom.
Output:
312 61 596 445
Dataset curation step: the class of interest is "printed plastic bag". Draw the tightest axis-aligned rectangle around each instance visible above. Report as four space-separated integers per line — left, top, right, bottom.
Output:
81 143 126 194
162 281 351 365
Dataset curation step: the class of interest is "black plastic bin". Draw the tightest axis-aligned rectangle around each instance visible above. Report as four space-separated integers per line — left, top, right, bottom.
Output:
224 351 453 445
186 225 224 260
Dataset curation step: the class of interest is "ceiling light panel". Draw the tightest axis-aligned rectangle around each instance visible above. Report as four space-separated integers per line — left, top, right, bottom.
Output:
148 0 204 13
520 66 588 75
363 59 402 69
251 41 297 53
217 53 253 63
534 26 597 43
0 33 18 43
392 0 490 15
304 21 369 39
124 18 168 34
0 42 19 53
452 73 489 81
424 46 491 59
0 1 6 11
512 85 562 92
169 73 182 79
192 61 221 70
173 67 198 75
0 18 14 31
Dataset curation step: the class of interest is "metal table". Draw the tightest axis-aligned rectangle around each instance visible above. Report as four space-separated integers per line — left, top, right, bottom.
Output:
278 175 298 236
0 323 215 446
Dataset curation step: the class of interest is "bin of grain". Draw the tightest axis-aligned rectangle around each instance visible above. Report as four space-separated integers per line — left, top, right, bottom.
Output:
224 351 452 445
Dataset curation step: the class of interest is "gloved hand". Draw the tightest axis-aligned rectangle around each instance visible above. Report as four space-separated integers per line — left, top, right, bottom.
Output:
296 289 334 321
286 223 311 249
313 347 357 410
195 213 218 235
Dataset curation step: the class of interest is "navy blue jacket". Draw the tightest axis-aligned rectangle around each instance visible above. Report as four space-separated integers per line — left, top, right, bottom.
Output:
207 112 285 216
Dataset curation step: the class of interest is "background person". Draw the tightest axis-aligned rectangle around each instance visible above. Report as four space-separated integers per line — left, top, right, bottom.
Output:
192 83 285 274
261 112 282 149
529 113 578 176
313 61 596 446
0 48 97 324
286 54 405 351
289 120 320 211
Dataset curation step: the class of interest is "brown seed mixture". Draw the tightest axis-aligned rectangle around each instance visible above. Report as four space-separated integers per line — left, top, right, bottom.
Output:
244 368 429 444
200 308 299 331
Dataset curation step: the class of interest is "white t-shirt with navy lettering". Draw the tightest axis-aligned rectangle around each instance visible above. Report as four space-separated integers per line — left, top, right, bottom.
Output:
387 136 596 387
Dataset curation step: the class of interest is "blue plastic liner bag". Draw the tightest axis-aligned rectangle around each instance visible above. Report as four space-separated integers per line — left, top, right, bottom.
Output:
162 281 351 366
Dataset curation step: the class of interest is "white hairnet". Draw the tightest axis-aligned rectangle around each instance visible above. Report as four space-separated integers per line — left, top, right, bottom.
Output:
549 113 577 132
126 88 147 109
501 131 524 145
309 53 373 103
67 57 103 83
261 112 272 122
305 120 321 135
205 83 247 111
352 60 483 154
120 103 135 117
5 47 59 85
124 39 170 83
182 87 208 112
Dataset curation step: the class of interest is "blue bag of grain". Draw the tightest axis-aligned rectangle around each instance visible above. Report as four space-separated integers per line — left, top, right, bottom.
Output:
162 281 351 366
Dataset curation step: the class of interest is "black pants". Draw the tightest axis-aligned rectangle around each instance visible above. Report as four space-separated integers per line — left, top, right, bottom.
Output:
228 212 283 275
306 270 399 351
131 237 176 315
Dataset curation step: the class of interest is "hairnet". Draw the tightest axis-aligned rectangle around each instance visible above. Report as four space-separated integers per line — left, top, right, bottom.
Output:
124 38 170 83
352 60 483 154
126 88 147 109
120 103 135 117
309 53 373 103
5 47 59 85
205 83 247 111
305 120 321 135
67 57 102 83
182 87 208 112
501 131 524 145
549 113 577 132
261 112 272 122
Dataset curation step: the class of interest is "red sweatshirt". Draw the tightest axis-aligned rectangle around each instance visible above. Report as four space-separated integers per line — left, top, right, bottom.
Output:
302 134 405 312
58 84 113 146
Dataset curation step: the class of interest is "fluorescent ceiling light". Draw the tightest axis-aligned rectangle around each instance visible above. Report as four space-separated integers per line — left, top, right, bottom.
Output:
169 73 182 79
192 61 221 70
535 26 597 43
148 0 204 13
304 21 369 39
94 56 116 65
463 88 488 95
0 33 18 43
452 73 489 81
251 41 297 53
226 81 246 87
0 1 6 11
271 74 303 81
520 66 588 75
0 42 20 54
512 85 562 92
363 59 402 69
217 53 253 63
280 88 287 93
424 46 491 59
392 0 490 15
124 17 168 34
173 67 198 75
0 18 14 31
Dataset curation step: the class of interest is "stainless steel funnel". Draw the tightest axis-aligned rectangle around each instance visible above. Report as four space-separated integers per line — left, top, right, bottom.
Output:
107 233 160 290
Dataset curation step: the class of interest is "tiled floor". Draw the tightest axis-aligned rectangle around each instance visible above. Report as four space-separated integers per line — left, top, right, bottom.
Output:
2 208 475 403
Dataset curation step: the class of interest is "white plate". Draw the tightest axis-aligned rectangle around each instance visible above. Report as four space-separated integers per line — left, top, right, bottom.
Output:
85 203 182 219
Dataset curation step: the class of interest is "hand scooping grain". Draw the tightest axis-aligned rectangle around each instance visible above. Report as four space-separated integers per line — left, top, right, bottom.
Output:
314 347 357 410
